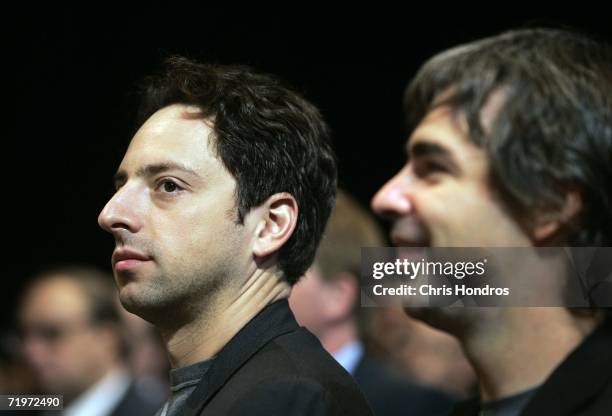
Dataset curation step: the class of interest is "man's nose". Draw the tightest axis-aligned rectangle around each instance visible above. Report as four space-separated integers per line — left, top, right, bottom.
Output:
371 170 414 220
98 184 143 235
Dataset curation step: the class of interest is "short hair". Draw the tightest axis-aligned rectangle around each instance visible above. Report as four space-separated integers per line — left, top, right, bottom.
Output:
30 265 120 326
404 28 612 245
316 190 386 281
136 57 337 284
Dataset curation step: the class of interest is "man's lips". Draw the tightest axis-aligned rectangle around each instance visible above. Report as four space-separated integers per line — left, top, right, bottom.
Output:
390 217 430 247
391 234 429 247
112 248 152 271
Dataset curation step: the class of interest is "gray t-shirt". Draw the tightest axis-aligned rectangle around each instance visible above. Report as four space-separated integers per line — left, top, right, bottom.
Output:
156 358 214 416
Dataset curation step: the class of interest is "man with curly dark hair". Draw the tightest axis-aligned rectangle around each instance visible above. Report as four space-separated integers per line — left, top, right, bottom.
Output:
373 28 612 415
99 57 372 416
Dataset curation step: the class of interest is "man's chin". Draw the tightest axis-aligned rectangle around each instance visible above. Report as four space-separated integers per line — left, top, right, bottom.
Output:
118 284 187 326
403 307 471 335
117 284 157 318
404 307 439 322
113 267 146 287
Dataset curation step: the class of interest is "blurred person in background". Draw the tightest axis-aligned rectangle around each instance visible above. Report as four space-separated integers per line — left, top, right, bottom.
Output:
367 307 476 400
372 28 612 415
0 332 37 395
117 305 169 404
18 265 164 416
290 190 457 416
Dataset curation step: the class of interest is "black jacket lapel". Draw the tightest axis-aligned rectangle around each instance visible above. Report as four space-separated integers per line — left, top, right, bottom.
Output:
182 299 299 416
521 318 612 415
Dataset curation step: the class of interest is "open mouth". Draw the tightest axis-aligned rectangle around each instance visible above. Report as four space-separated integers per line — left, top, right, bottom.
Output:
390 217 431 247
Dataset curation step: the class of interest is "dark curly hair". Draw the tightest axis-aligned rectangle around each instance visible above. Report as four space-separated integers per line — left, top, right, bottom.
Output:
136 57 337 284
404 28 612 246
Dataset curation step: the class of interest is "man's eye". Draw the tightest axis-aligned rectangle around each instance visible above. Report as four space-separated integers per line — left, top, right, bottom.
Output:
157 180 182 193
414 161 446 178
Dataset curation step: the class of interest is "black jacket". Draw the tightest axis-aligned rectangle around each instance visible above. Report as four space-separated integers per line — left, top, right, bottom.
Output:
452 318 612 416
181 299 373 416
354 356 456 416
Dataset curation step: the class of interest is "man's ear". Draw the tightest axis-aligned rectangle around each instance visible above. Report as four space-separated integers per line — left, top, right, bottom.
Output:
532 189 582 244
252 193 298 258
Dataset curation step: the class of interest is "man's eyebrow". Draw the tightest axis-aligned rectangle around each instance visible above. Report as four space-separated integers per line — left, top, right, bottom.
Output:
407 140 460 172
113 162 201 184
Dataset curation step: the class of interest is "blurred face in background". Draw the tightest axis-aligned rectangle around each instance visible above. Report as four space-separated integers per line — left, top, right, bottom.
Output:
289 266 329 335
19 276 115 402
371 105 533 332
371 106 530 248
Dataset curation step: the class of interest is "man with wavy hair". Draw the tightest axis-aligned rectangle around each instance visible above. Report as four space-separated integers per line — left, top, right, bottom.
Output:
372 28 612 415
99 57 372 416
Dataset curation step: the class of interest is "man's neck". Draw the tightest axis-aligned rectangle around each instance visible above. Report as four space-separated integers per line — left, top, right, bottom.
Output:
161 267 291 369
461 307 597 402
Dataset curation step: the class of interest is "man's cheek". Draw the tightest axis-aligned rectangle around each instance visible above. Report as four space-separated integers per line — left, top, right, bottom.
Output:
417 197 478 244
414 191 454 226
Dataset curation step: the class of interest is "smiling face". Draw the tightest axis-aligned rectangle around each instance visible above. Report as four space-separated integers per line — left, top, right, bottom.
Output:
371 105 535 333
372 105 531 248
98 104 254 323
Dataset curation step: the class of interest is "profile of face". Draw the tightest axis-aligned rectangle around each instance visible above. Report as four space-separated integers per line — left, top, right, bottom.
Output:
19 277 115 400
372 105 532 248
371 106 534 330
98 104 254 322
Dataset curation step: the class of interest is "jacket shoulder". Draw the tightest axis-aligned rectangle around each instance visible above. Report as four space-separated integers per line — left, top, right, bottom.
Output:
205 328 373 416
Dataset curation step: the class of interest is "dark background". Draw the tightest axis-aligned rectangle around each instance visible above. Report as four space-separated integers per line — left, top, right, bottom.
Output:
4 7 612 329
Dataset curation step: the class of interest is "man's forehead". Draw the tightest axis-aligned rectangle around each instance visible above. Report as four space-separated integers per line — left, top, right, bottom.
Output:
405 105 491 178
408 86 507 150
119 104 216 174
137 104 205 134
23 277 89 318
407 106 474 155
